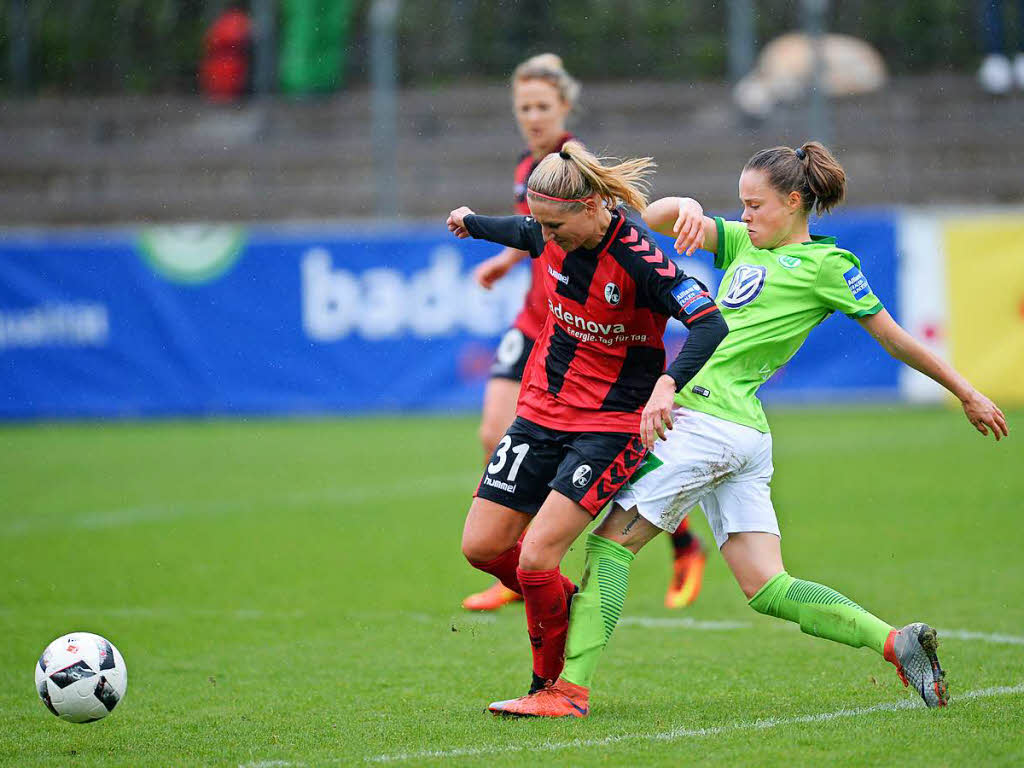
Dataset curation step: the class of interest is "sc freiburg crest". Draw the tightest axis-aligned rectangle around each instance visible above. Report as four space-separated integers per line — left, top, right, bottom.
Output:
604 282 621 306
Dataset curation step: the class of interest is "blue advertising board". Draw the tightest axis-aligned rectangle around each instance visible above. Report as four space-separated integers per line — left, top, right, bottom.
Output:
0 213 899 419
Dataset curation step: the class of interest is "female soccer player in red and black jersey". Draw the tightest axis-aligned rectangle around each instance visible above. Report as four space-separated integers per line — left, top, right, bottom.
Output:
461 53 576 612
447 141 729 699
462 54 707 613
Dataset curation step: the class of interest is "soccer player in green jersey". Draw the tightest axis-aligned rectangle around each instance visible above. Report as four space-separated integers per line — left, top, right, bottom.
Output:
488 141 1009 718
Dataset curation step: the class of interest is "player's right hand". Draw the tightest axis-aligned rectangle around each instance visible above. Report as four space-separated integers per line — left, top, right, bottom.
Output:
640 375 678 449
473 254 513 289
447 206 475 239
962 390 1009 441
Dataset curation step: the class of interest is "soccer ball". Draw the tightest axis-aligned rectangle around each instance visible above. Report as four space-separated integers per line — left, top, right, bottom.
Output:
35 632 127 723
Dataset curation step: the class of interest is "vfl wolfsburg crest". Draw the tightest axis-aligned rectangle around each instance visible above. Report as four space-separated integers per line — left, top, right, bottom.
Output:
138 225 245 284
721 264 767 308
778 255 802 269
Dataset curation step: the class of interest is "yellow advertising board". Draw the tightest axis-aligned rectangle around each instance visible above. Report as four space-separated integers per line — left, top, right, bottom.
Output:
944 217 1024 404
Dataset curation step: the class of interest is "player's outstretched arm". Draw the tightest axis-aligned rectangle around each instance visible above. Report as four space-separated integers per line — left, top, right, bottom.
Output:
643 197 718 256
447 207 543 256
857 309 1009 441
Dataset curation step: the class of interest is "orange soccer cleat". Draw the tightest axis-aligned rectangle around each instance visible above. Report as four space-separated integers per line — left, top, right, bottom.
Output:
461 580 523 611
665 537 707 609
488 678 589 718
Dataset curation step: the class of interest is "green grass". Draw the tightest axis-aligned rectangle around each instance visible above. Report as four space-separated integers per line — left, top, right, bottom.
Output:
1 406 1022 767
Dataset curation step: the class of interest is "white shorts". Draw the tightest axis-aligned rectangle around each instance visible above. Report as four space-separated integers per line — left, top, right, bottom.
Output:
615 407 779 549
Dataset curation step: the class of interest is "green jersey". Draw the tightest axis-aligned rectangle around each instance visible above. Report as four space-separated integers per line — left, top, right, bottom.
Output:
674 217 883 432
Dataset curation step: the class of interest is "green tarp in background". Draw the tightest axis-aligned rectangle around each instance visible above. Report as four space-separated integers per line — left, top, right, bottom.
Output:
279 0 351 94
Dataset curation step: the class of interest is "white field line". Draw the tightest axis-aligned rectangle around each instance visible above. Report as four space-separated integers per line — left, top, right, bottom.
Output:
611 619 1024 646
363 683 1024 765
940 629 1024 646
618 617 752 630
1 471 478 536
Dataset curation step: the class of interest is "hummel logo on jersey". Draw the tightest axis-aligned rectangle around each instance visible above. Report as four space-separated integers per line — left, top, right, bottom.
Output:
604 282 621 305
722 265 767 308
572 465 593 488
548 265 569 285
548 300 626 335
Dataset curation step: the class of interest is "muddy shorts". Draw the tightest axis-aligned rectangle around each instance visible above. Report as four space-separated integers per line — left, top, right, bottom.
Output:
615 407 778 548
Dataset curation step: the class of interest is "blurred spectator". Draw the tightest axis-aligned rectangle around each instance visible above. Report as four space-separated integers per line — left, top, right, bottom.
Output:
199 2 253 102
733 33 887 119
977 0 1024 94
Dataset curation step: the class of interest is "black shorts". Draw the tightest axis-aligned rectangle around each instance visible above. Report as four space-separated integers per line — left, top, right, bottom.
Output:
475 416 646 516
489 327 535 381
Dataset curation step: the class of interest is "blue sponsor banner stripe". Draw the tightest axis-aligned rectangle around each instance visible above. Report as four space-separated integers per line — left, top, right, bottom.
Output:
0 213 899 419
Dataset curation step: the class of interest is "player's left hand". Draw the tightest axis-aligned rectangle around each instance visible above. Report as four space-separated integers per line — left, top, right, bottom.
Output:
447 206 475 239
640 375 678 449
962 390 1009 441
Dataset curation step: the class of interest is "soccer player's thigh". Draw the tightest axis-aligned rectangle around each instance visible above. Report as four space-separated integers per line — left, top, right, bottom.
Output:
469 417 563 546
710 434 783 595
549 431 647 519
613 421 726 535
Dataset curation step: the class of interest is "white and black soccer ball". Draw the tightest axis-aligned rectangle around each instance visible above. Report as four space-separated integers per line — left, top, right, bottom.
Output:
35 632 127 723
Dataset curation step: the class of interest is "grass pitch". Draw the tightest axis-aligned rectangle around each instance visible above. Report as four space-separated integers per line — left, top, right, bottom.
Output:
1 406 1022 767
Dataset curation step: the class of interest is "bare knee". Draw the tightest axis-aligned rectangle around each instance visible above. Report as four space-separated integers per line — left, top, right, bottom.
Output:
738 572 777 600
461 499 527 565
520 544 561 573
720 532 784 600
478 421 504 458
461 529 508 565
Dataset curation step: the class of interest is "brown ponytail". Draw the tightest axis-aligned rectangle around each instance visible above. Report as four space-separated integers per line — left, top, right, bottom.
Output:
526 141 655 211
744 141 846 215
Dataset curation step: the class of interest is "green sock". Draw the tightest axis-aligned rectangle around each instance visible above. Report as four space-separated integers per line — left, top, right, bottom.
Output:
561 533 635 689
748 571 893 655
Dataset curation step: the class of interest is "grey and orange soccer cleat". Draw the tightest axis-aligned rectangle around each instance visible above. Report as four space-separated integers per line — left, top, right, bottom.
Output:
883 622 948 707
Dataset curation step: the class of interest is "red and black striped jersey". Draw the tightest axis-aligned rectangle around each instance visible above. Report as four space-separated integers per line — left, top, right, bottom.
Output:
465 208 720 433
510 132 575 340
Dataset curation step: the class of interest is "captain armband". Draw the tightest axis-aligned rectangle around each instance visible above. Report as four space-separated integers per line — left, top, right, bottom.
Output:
670 278 718 325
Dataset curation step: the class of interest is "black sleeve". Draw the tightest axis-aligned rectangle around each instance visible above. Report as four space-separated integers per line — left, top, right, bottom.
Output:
610 229 721 328
463 214 545 258
664 310 728 391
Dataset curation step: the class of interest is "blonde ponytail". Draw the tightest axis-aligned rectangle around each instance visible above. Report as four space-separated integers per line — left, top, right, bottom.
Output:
527 141 655 211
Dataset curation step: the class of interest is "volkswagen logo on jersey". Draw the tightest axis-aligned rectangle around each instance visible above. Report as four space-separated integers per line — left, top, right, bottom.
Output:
572 464 593 488
604 282 621 306
721 265 768 308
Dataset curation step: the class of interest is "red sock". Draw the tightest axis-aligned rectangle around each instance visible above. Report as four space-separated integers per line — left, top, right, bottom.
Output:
469 545 522 594
517 567 570 682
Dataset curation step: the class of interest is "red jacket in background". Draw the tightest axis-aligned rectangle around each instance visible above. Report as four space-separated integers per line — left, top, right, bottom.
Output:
200 9 252 101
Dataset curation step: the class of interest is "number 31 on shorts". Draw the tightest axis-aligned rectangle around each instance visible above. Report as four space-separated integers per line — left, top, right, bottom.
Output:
487 436 530 481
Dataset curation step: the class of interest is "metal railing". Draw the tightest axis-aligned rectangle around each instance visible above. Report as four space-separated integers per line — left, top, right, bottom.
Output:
2 0 984 97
